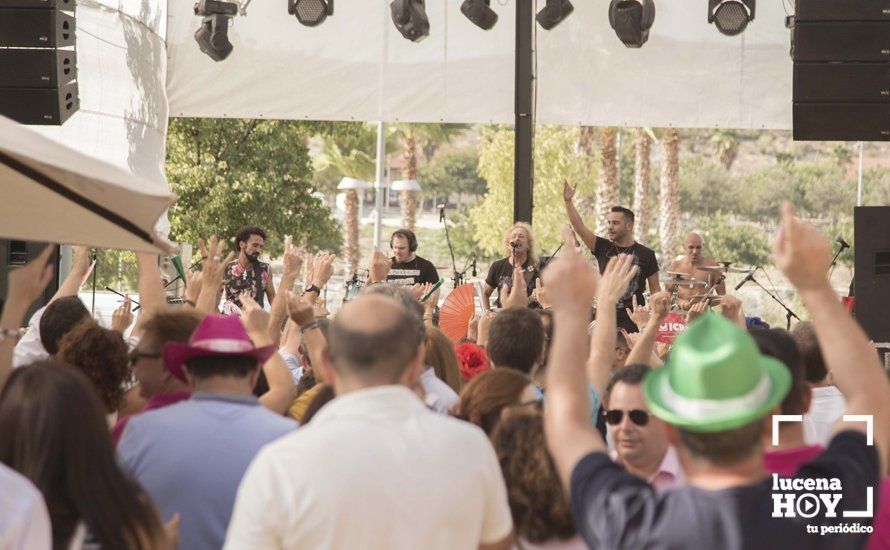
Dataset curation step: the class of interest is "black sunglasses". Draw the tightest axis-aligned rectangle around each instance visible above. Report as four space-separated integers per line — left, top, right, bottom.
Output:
128 350 162 367
603 409 650 426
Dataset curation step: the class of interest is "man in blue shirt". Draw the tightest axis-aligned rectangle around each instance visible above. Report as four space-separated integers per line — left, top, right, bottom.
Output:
118 313 296 549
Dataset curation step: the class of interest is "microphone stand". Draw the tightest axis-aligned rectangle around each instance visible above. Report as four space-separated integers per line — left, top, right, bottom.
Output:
90 249 98 316
828 243 848 284
441 205 462 288
748 273 800 330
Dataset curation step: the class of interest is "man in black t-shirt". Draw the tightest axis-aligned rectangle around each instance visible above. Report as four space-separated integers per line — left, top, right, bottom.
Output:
543 204 890 550
484 223 539 309
564 181 660 331
386 229 440 287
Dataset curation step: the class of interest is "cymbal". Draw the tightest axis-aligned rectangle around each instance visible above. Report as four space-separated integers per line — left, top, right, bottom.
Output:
696 265 727 272
660 277 707 287
665 271 694 279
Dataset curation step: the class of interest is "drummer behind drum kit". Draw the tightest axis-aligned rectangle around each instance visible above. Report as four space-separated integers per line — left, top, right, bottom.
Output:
659 262 752 311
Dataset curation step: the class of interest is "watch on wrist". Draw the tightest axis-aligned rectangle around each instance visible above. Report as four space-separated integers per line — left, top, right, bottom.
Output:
304 283 321 295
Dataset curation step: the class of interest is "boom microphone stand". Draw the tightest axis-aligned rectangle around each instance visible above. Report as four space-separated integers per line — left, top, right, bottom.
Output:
440 201 463 288
748 270 800 330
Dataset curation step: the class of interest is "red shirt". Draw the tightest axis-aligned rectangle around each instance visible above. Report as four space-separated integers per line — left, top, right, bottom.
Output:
111 391 192 446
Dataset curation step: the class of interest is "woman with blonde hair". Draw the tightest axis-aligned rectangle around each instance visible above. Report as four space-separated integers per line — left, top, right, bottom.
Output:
483 222 540 308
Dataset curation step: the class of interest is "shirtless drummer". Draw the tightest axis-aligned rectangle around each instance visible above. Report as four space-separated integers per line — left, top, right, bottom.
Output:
665 232 726 309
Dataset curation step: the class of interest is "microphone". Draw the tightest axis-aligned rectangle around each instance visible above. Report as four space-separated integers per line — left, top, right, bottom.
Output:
438 205 445 223
735 271 755 292
510 242 520 250
836 236 850 250
472 255 477 277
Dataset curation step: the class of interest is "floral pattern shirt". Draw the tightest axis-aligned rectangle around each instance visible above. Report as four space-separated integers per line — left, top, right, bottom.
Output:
222 260 270 316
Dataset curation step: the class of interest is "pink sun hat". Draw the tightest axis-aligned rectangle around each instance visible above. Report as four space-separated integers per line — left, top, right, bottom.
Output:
163 314 276 381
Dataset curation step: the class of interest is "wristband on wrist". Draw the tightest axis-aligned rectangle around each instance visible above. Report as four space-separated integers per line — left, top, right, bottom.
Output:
299 320 321 334
303 284 321 295
0 327 24 343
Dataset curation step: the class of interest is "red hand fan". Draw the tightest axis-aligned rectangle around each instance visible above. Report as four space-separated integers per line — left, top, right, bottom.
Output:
439 284 476 344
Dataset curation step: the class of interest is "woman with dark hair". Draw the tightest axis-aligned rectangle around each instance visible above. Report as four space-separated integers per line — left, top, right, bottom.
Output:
456 369 539 436
425 326 462 393
0 362 171 549
58 321 129 420
492 413 585 549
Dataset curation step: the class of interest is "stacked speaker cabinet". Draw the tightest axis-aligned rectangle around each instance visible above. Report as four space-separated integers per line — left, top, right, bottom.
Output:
0 0 79 125
792 0 890 141
854 207 890 352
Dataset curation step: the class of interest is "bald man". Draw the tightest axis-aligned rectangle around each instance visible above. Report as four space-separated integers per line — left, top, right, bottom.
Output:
665 232 726 309
226 294 514 549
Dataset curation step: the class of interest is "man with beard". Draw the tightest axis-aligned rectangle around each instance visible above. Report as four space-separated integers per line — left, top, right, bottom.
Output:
222 226 275 316
563 181 660 331
386 229 440 287
665 232 726 310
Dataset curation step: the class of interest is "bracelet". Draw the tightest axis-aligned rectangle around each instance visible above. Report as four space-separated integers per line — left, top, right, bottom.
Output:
0 327 23 343
183 299 196 307
422 313 433 320
299 320 321 334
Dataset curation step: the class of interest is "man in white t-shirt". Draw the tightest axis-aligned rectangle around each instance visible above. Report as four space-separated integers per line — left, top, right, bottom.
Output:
0 462 52 549
224 294 513 550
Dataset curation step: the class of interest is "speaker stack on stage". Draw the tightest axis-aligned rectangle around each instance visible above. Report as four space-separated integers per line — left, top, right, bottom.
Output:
792 0 890 141
0 0 79 125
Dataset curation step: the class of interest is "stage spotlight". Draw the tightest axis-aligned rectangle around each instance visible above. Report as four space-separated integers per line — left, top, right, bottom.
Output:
391 0 430 42
536 0 573 30
194 0 238 61
288 0 333 27
461 0 498 30
609 0 655 48
708 0 755 36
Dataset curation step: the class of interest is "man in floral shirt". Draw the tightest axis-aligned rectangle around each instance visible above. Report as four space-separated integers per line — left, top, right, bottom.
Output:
222 226 274 316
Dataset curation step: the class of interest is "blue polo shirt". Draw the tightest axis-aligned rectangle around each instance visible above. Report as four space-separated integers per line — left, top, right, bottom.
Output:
118 392 297 550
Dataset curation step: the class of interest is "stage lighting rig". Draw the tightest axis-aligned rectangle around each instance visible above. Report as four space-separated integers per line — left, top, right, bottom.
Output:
461 0 498 30
609 0 655 48
288 0 333 27
708 0 754 36
194 0 238 61
391 0 430 42
536 0 573 30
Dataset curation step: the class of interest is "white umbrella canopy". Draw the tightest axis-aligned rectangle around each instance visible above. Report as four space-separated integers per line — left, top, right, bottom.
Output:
0 115 175 254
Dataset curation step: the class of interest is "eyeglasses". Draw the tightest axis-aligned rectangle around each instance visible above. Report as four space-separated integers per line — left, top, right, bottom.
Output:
128 350 162 367
603 409 650 426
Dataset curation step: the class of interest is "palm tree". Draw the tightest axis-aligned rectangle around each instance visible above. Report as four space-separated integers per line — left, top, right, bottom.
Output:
633 128 652 243
596 127 619 235
576 126 598 216
659 128 680 261
392 124 466 230
710 129 739 170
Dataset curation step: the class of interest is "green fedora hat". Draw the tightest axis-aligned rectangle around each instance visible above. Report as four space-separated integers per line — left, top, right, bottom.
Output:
643 311 791 433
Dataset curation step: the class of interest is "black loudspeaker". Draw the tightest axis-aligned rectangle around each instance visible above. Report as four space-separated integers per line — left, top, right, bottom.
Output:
0 49 76 88
0 240 60 323
0 82 79 125
0 9 75 47
793 0 890 141
854 207 890 345
1 0 75 8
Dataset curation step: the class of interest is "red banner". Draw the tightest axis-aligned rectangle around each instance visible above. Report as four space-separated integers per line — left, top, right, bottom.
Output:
657 312 687 344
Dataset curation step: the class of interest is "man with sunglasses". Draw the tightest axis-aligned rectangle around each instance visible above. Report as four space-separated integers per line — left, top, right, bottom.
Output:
604 364 683 490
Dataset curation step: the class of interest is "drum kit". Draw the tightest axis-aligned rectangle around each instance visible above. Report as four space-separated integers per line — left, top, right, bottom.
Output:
659 262 752 312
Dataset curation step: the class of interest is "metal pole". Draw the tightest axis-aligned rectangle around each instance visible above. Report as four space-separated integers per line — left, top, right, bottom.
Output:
374 121 386 249
857 141 864 207
514 0 534 223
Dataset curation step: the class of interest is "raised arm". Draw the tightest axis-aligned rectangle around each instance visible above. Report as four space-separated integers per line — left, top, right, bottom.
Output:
563 180 598 252
774 202 890 474
50 245 91 304
624 292 669 367
241 294 295 414
267 240 302 346
1 247 55 388
131 252 168 339
587 254 639 400
195 237 235 314
543 226 606 490
286 290 327 381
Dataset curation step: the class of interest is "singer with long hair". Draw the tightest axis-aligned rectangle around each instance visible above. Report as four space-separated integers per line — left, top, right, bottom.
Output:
483 222 539 308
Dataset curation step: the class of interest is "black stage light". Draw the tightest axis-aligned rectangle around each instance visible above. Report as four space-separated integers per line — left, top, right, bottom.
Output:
708 0 754 36
288 0 334 27
536 0 573 30
461 0 498 30
609 0 655 48
391 0 430 42
194 0 237 61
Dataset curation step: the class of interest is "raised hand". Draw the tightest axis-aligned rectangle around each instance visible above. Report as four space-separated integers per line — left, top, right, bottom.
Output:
477 311 497 347
185 271 203 305
309 253 335 289
500 264 529 310
197 236 235 287
625 295 650 329
598 254 639 306
533 277 552 309
285 290 315 326
649 291 671 322
719 295 745 327
408 283 431 302
282 239 303 279
111 295 134 333
562 179 577 202
686 301 709 323
773 201 832 291
542 230 600 313
368 248 391 283
239 294 271 343
7 246 55 307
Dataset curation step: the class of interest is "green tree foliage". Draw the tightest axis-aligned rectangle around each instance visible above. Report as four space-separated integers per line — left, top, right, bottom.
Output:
417 148 487 201
470 126 597 257
166 118 342 258
698 213 772 268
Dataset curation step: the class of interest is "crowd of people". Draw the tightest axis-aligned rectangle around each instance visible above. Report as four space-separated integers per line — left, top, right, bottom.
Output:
0 192 888 549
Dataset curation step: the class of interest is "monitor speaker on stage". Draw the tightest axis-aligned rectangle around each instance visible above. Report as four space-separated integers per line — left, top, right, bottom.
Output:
792 0 890 141
0 240 60 323
854 206 890 346
0 0 78 125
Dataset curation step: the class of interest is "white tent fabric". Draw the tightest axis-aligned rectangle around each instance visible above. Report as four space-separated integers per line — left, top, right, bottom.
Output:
0 114 175 253
166 1 792 129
